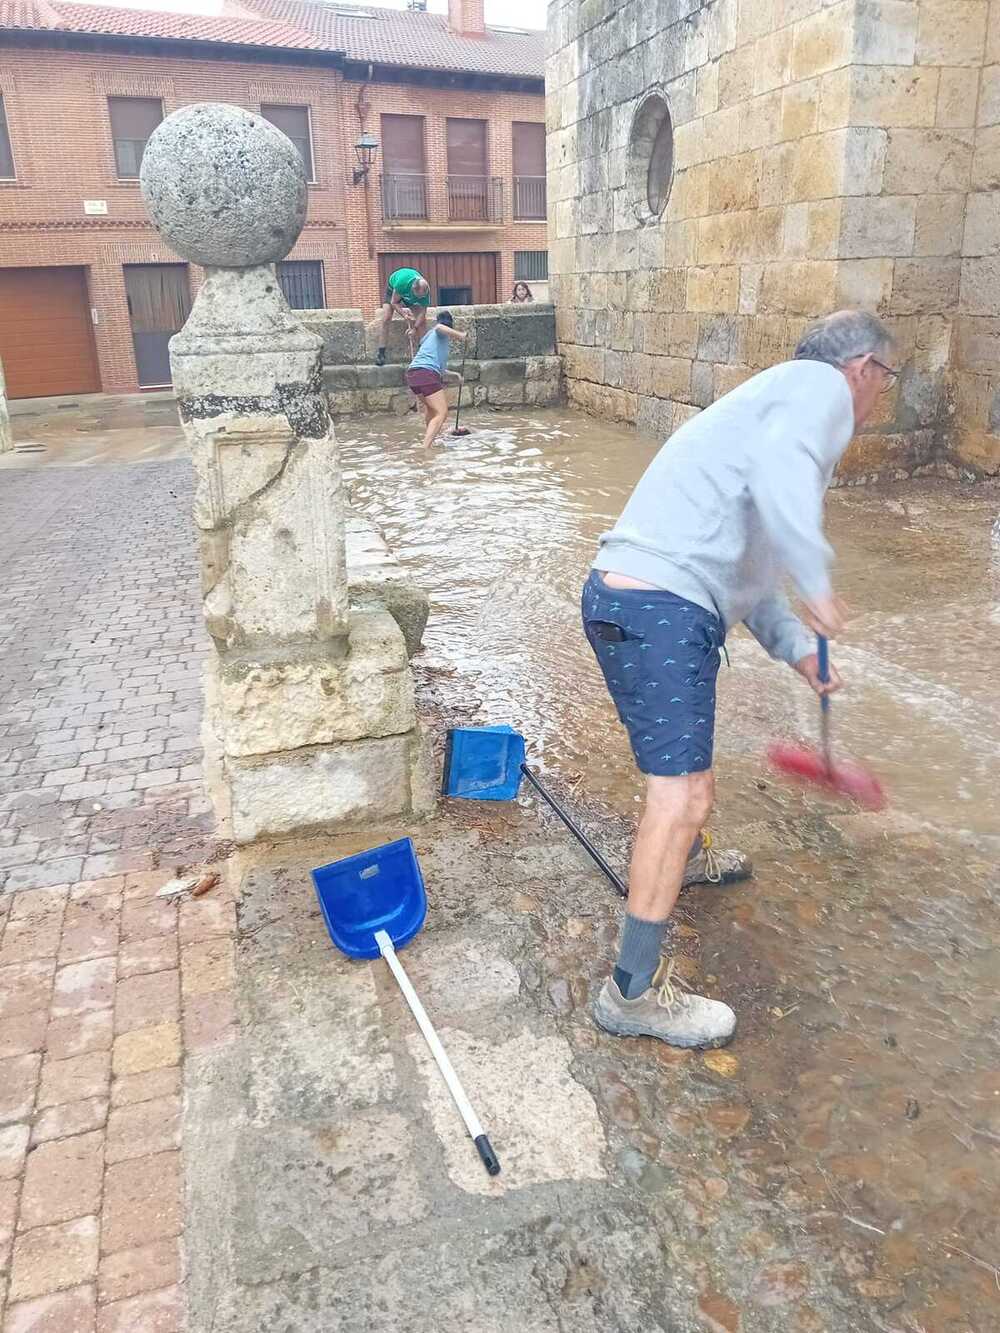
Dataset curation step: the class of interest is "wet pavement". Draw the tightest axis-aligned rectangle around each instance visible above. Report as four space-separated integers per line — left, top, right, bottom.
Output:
4 397 999 1332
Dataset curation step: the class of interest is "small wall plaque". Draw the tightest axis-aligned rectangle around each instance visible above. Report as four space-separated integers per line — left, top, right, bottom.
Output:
83 200 108 215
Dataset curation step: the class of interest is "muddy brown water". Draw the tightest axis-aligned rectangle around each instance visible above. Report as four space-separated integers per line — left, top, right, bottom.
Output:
341 409 1000 1331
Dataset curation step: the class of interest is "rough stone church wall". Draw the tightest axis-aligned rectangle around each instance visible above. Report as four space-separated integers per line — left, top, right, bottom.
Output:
547 0 1000 478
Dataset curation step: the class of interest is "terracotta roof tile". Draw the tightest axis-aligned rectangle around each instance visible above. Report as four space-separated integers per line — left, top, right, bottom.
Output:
0 0 545 78
239 0 544 79
0 0 326 49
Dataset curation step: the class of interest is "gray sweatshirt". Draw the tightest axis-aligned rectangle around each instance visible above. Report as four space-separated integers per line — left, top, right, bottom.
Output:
593 359 854 666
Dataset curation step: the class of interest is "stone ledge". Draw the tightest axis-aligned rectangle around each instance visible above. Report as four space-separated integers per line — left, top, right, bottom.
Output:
346 513 429 658
324 355 562 417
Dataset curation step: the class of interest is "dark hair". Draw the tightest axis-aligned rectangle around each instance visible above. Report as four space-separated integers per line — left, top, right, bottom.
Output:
436 310 454 328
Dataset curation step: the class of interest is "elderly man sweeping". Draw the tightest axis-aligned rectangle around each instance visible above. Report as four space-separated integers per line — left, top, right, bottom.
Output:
583 309 898 1049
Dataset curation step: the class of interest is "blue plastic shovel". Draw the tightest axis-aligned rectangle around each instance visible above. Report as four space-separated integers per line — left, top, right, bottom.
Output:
442 725 628 898
311 837 500 1177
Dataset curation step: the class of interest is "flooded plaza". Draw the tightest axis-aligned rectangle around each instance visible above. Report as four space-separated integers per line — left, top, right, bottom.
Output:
2 399 998 1332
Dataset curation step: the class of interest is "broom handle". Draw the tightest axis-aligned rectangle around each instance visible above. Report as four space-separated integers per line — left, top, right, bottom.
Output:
519 764 628 899
375 930 500 1177
817 635 832 771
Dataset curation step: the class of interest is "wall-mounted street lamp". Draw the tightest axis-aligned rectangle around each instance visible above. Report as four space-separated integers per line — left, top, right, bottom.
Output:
352 132 379 185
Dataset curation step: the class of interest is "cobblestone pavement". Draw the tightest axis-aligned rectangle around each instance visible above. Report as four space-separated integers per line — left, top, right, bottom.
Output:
0 448 236 1331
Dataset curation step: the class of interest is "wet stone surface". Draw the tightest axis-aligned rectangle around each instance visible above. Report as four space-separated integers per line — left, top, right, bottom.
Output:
169 408 998 1331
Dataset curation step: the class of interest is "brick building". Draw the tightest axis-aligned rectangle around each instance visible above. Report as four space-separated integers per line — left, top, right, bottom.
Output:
547 0 1000 477
0 0 545 397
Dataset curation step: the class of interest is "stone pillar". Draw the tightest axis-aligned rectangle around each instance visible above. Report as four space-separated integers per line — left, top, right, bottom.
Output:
140 104 433 842
0 357 12 454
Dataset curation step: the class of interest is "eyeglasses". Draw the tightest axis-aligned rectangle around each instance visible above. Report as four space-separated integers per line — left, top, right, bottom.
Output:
871 357 900 393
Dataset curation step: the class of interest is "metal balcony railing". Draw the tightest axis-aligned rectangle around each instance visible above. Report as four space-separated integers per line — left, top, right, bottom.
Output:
380 173 505 226
513 175 547 221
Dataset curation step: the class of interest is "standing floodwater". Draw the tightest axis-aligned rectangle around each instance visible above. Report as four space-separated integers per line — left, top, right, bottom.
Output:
341 412 1000 842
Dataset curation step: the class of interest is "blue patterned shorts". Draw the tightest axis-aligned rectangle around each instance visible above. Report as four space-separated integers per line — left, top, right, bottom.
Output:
582 571 725 777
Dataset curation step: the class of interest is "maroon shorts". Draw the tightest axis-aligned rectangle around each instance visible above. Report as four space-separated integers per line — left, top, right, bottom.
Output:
405 368 445 397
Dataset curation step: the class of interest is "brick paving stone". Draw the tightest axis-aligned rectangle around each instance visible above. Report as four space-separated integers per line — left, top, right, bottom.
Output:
2 1284 96 1333
120 899 176 943
0 1176 17 1245
70 882 129 907
96 1239 180 1305
95 1285 181 1333
0 1053 40 1125
113 971 180 1036
111 1024 180 1078
58 899 121 966
32 1097 109 1146
0 842 41 871
9 889 68 923
180 938 234 998
105 1095 180 1166
0 914 63 965
81 851 154 882
100 1152 181 1255
0 1010 48 1059
41 768 88 788
0 1124 30 1180
18 1131 104 1230
117 936 177 980
8 1215 99 1301
177 896 234 945
109 1067 180 1110
0 960 55 1020
45 1012 113 1062
182 992 236 1054
4 860 83 893
51 959 116 1020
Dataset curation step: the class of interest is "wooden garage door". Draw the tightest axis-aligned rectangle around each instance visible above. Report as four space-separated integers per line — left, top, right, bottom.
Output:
378 252 498 306
0 267 100 398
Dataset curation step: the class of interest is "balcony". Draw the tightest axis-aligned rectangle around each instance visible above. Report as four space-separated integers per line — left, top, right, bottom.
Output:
380 173 505 230
513 175 547 221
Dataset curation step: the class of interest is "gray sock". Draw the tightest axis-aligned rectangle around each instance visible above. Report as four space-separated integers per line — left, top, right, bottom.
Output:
613 913 670 999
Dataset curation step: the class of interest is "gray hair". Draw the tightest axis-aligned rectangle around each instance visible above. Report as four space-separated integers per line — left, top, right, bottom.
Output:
794 310 894 366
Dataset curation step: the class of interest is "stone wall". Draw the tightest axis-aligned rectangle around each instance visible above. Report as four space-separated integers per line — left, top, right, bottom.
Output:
547 0 1000 479
954 1 1000 471
305 303 562 417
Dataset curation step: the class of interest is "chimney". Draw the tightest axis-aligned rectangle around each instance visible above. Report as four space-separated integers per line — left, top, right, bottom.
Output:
447 0 486 37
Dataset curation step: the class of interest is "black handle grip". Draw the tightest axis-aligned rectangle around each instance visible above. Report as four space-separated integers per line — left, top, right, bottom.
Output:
474 1133 501 1176
519 764 628 899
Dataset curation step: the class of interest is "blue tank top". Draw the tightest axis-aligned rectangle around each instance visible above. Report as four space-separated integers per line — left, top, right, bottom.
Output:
409 325 450 374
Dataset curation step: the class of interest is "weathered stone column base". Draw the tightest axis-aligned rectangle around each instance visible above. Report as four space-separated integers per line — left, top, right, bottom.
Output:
226 724 436 843
201 609 436 845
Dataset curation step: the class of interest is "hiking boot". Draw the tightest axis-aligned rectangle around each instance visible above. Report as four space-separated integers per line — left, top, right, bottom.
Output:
682 831 752 889
593 958 736 1049
375 347 386 366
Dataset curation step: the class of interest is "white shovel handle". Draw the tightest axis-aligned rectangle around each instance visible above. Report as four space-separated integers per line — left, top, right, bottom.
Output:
375 930 500 1176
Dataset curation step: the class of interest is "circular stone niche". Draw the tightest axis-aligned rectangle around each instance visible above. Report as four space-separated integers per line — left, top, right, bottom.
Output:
629 93 675 222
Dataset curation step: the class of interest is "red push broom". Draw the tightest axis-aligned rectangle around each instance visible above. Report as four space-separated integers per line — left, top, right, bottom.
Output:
768 635 887 812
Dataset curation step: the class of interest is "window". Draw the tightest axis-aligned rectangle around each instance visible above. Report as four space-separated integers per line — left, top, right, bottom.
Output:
381 114 427 221
514 251 548 282
628 93 674 221
439 285 472 306
0 95 14 179
277 260 325 309
512 122 546 220
108 97 163 179
446 118 490 222
261 105 314 180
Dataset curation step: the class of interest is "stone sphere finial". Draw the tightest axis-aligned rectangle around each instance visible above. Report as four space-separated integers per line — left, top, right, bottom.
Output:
140 102 308 269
